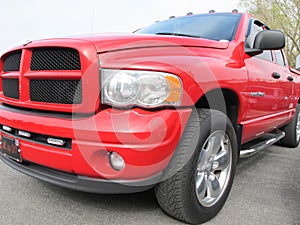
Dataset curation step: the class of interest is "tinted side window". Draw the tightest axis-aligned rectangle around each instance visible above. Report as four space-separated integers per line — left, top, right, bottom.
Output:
256 50 273 62
245 20 263 48
246 20 273 62
275 50 285 66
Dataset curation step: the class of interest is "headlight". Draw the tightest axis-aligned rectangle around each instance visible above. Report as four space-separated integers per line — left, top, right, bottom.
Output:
101 69 182 108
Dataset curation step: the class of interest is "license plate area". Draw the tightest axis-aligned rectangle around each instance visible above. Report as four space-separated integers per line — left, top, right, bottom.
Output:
0 135 22 162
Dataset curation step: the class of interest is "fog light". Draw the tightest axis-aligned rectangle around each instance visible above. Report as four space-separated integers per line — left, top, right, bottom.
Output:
109 152 125 171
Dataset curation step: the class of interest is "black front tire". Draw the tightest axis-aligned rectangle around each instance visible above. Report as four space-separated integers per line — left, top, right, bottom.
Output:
155 109 238 224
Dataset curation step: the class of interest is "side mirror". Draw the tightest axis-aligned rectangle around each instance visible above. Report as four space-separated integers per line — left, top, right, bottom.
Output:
253 30 285 50
296 55 300 70
246 30 285 56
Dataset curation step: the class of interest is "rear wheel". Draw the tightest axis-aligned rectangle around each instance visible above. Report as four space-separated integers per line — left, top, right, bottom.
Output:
280 104 300 148
155 109 238 224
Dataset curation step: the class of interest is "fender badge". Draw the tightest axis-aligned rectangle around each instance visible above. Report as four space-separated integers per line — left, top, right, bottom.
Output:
250 92 265 97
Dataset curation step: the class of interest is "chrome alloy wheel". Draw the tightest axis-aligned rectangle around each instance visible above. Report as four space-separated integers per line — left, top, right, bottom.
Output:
195 130 232 207
296 113 300 142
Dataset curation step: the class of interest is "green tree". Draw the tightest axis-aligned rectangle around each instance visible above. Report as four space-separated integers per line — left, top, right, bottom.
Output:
239 0 300 67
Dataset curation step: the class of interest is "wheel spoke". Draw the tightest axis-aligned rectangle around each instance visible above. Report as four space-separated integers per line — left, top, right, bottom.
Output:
197 134 223 171
197 150 210 171
209 134 223 156
207 173 221 198
212 149 230 171
196 172 207 199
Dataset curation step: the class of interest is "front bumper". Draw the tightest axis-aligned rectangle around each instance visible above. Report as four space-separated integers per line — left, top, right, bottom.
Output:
0 155 161 193
0 104 191 192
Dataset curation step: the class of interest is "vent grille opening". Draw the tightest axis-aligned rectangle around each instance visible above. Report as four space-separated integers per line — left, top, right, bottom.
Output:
30 80 82 104
3 51 22 72
30 48 81 71
2 79 19 99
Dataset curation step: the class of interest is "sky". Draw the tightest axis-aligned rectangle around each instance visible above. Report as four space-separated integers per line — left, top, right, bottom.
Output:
0 0 240 55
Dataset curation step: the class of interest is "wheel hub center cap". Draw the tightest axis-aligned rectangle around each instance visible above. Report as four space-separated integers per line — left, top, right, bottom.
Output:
205 158 215 171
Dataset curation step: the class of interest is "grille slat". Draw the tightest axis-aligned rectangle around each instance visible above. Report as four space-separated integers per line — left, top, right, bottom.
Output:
30 48 81 71
30 80 82 104
3 51 22 72
2 79 19 99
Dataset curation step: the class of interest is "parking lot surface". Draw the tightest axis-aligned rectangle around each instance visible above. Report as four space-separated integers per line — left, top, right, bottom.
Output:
0 145 299 225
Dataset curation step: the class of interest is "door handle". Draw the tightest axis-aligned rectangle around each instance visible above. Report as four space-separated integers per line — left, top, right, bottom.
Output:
272 72 281 79
287 76 294 81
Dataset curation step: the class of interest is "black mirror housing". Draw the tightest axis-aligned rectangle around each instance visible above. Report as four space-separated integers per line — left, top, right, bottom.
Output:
253 30 285 50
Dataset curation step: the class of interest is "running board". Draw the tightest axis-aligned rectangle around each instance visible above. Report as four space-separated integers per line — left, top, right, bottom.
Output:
240 131 285 158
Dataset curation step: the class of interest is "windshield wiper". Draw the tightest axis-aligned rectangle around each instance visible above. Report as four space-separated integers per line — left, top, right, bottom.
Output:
155 32 202 38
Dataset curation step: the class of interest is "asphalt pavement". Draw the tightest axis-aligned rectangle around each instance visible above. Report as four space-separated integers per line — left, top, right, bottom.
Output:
0 145 299 225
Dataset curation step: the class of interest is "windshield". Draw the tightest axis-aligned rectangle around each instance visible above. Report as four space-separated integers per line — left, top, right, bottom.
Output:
137 13 242 41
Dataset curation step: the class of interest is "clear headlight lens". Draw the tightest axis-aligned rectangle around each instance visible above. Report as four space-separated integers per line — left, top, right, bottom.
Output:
105 71 139 105
101 69 182 107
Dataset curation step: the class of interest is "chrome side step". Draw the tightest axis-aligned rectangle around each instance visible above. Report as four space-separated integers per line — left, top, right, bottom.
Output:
240 130 285 158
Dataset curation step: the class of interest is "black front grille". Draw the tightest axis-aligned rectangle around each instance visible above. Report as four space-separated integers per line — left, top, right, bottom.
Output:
2 79 19 99
30 80 82 104
30 48 81 71
3 51 22 72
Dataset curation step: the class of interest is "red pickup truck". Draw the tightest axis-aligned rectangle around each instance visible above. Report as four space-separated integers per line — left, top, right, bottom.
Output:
1 12 299 224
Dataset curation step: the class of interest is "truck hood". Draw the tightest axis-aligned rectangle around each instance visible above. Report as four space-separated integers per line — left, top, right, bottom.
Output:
75 33 230 53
